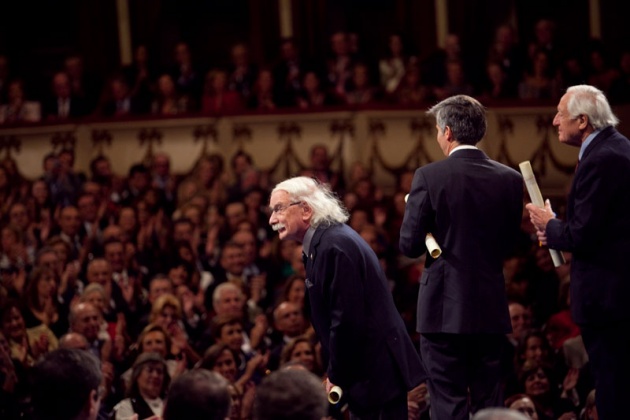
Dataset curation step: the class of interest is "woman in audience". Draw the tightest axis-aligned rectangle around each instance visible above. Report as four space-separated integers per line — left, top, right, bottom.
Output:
282 274 306 310
505 393 539 420
247 69 279 111
0 300 57 368
0 79 41 124
199 343 263 420
201 69 244 115
518 48 559 100
151 74 190 115
149 293 200 366
279 335 320 375
519 360 578 420
296 71 338 109
22 266 67 337
120 323 186 392
113 352 170 420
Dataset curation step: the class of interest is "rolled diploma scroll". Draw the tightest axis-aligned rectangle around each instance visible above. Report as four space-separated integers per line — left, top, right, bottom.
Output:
328 385 343 404
425 233 442 258
518 161 566 267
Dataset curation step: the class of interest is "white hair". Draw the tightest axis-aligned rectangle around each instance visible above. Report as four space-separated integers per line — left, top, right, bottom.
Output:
566 84 619 129
471 408 529 420
271 177 349 227
212 282 243 307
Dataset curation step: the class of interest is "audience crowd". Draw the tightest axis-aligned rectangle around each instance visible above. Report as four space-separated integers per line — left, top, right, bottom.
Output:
1 138 596 419
2 18 630 125
0 18 603 420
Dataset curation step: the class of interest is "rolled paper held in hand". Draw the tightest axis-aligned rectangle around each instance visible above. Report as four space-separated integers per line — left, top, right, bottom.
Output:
328 385 343 404
518 160 566 267
425 233 442 258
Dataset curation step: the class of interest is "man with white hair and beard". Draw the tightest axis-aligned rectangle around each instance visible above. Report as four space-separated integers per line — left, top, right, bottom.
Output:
268 176 425 419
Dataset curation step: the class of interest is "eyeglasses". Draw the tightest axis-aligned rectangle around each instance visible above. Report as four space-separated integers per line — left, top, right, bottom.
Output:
270 201 302 215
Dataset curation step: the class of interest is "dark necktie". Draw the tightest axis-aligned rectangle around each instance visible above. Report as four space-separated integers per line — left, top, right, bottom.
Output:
302 252 308 266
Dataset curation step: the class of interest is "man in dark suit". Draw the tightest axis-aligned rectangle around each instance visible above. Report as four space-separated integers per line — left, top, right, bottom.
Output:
400 95 523 419
527 84 630 420
43 71 88 120
269 176 425 419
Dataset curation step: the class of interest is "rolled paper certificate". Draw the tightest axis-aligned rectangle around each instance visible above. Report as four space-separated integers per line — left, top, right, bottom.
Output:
519 161 566 267
425 233 442 258
328 385 343 404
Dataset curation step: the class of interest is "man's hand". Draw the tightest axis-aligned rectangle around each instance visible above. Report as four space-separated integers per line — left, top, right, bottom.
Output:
324 377 334 394
526 199 556 245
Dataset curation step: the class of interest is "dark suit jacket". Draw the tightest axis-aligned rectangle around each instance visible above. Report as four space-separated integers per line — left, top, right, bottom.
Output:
43 95 88 119
305 223 425 413
546 127 630 325
400 148 523 334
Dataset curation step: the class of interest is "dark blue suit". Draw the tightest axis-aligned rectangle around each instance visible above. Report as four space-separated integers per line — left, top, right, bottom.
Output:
400 148 523 419
305 223 425 417
545 126 630 419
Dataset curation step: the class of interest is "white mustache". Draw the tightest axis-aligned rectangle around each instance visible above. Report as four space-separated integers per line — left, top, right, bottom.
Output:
272 223 285 231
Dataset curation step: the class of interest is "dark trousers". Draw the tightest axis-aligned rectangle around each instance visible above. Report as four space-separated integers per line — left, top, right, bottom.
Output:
581 322 630 420
349 392 408 420
420 333 504 420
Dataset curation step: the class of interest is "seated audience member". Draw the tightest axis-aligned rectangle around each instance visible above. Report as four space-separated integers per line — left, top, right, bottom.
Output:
282 274 306 311
0 79 41 124
151 73 191 115
247 69 280 110
22 267 68 338
519 361 578 419
472 408 530 420
100 76 148 117
149 293 200 366
58 332 89 350
43 72 88 120
296 71 339 109
392 60 431 105
163 369 231 420
433 60 474 100
505 393 539 420
253 368 328 420
120 323 185 392
0 300 57 368
113 352 170 420
343 62 380 105
515 329 554 367
268 301 307 370
30 348 103 420
69 301 110 363
201 69 244 115
479 61 517 100
518 49 559 100
279 335 320 375
199 343 262 420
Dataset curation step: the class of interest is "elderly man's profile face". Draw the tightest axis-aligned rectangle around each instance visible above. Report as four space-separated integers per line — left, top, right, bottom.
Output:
269 190 310 242
553 93 584 147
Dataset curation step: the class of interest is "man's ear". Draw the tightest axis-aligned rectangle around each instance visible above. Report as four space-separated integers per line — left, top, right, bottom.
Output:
577 114 589 130
444 126 454 142
87 388 100 419
301 203 313 221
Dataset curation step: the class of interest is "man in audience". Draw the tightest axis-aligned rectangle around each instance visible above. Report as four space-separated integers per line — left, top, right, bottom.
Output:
254 368 328 420
163 369 231 420
30 348 103 420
